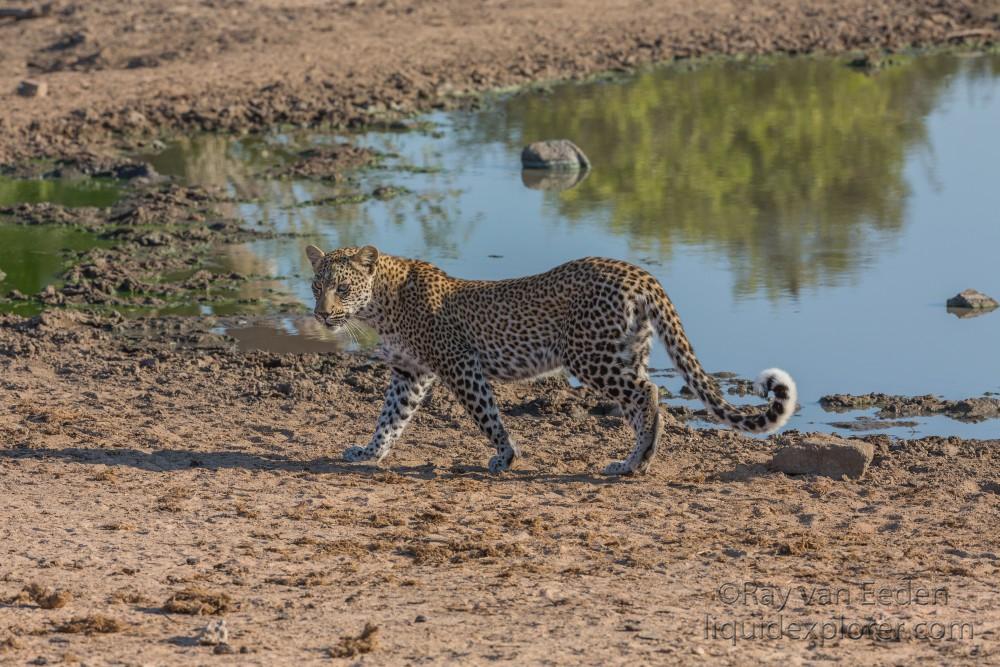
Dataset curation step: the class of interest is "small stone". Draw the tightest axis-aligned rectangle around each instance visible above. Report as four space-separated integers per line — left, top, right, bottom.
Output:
124 110 148 126
947 289 998 310
769 434 874 480
138 231 170 247
17 80 47 98
414 614 427 623
521 139 590 170
112 162 158 180
197 619 229 646
213 643 236 655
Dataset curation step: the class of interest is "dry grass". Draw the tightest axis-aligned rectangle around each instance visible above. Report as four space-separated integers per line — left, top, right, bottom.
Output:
264 572 329 587
776 537 824 556
100 522 136 531
110 588 148 605
402 539 526 565
90 469 118 483
162 588 234 615
9 583 73 609
156 487 194 513
55 615 123 635
0 636 24 652
327 623 379 659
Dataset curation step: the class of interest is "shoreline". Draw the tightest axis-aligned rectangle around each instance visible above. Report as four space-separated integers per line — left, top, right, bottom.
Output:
2 0 997 166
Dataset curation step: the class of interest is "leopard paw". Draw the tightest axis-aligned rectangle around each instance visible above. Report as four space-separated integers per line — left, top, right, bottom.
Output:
343 445 377 462
488 454 512 475
602 460 637 476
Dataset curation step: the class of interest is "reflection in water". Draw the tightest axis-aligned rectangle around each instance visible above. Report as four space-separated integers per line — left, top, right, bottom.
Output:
0 225 108 298
474 56 967 298
0 176 120 208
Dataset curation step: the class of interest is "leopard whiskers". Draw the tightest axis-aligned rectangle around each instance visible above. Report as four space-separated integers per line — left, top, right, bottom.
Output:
344 319 364 350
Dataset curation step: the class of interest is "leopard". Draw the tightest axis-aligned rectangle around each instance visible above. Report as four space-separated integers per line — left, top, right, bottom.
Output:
306 244 797 476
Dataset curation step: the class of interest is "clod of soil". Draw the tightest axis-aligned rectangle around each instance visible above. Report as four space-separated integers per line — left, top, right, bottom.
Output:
327 623 379 659
162 588 234 615
769 433 874 479
55 615 123 635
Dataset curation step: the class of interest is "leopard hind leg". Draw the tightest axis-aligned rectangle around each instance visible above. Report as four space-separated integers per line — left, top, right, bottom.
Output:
565 316 662 476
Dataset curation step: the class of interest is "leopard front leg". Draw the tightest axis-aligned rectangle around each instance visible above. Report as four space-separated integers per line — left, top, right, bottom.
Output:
440 355 520 474
344 368 435 463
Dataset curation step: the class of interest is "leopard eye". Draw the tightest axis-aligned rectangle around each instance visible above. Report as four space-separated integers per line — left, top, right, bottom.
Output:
337 283 351 296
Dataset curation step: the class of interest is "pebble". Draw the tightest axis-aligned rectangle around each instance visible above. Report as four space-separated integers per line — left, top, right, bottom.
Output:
17 80 47 98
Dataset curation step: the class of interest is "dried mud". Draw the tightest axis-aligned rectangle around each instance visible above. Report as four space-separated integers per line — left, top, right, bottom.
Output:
1 183 282 312
821 393 1000 423
0 311 998 664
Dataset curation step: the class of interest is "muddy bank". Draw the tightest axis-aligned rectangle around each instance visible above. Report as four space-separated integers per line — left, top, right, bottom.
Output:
0 183 284 312
2 0 998 165
0 310 998 664
821 392 1000 422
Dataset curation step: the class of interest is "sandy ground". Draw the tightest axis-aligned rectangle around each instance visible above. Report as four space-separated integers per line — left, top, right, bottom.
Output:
2 1 1000 664
0 312 998 665
2 0 999 165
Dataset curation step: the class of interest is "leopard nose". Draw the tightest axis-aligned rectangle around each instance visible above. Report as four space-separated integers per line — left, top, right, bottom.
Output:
314 309 329 322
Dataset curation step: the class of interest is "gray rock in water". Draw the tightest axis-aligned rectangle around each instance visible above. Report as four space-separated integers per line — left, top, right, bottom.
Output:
521 140 590 171
946 289 998 310
769 434 874 480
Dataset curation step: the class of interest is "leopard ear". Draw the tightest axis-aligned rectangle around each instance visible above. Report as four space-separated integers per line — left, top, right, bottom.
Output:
354 245 379 272
305 245 325 271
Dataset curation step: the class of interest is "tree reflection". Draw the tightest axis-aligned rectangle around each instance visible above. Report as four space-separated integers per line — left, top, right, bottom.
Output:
477 55 962 298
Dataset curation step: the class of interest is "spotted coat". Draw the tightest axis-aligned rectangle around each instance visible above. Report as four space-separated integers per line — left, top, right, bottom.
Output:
306 245 797 475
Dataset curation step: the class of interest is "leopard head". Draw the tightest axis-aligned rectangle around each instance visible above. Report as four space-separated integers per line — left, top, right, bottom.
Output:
305 245 380 330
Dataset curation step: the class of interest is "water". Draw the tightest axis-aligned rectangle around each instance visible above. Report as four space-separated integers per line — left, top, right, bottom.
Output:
0 175 120 311
0 175 120 208
7 52 1000 437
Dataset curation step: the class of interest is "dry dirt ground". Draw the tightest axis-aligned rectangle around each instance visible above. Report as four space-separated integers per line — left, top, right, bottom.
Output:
2 1 1000 665
1 313 999 665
